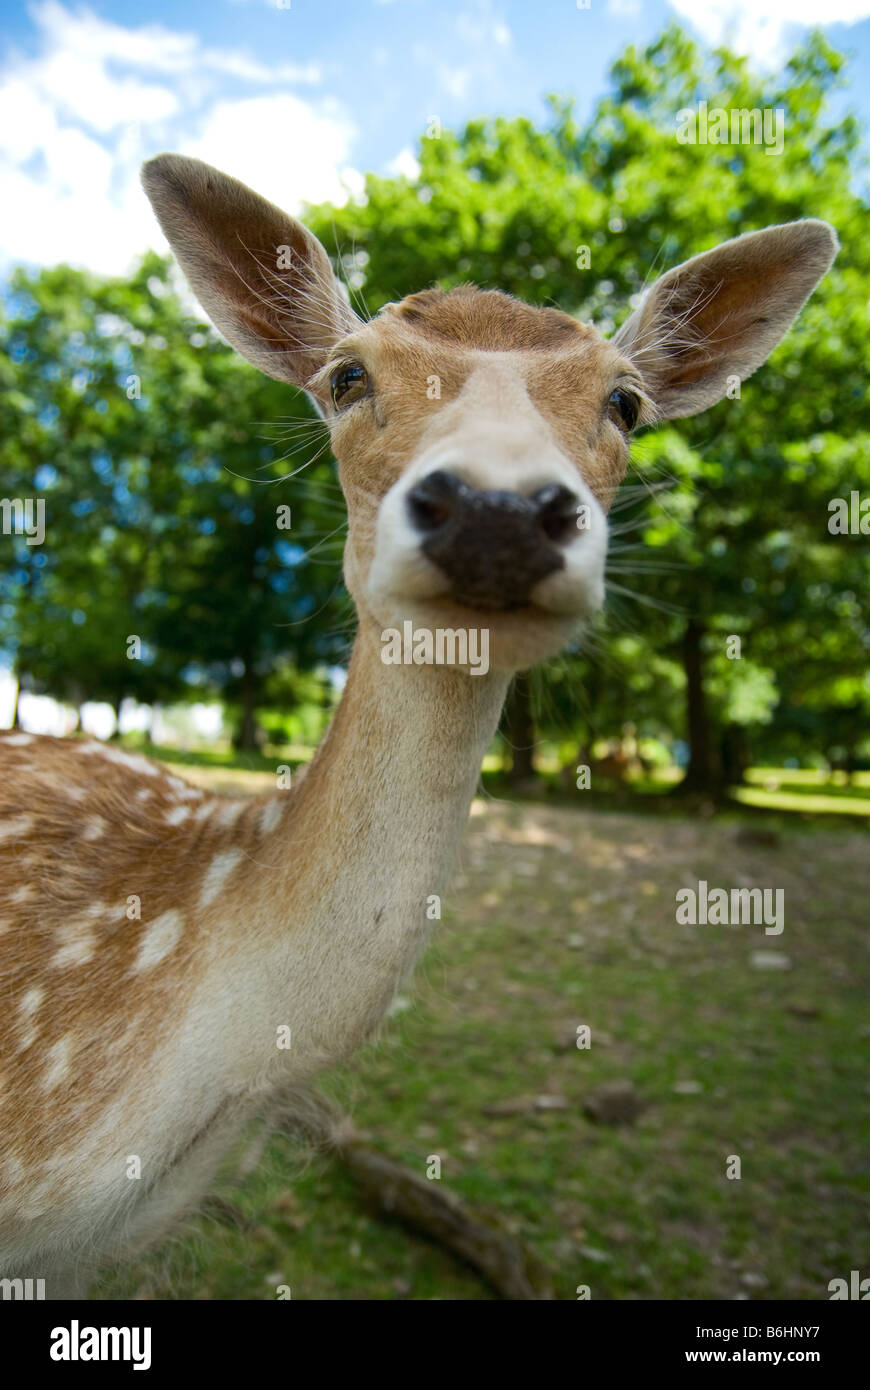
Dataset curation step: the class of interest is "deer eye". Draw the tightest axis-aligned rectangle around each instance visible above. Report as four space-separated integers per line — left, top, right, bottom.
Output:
607 388 639 433
331 362 368 409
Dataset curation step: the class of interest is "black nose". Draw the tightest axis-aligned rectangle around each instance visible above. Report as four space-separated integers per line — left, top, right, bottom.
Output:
406 470 580 610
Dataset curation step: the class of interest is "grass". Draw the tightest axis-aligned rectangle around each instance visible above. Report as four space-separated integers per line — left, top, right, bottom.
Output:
733 768 870 818
732 785 870 816
131 735 870 820
94 763 869 1301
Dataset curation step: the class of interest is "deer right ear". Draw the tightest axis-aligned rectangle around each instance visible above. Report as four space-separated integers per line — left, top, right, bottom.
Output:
141 154 359 390
613 220 839 420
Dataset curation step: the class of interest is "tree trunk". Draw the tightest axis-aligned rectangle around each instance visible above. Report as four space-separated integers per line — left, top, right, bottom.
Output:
66 680 84 735
503 676 536 785
720 723 749 788
10 679 21 729
676 617 718 795
109 696 123 739
233 665 262 752
845 741 857 784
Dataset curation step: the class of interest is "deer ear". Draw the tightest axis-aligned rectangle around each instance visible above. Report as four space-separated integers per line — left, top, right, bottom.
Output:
141 153 359 388
613 220 838 420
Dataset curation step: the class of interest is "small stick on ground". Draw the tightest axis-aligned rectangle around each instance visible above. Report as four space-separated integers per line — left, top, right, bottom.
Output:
334 1136 554 1300
274 1092 555 1299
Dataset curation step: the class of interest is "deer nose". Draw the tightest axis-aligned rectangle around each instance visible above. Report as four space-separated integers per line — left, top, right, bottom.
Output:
406 469 580 610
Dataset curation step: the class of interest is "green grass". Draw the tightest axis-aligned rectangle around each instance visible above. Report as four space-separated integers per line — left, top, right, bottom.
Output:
733 785 870 816
745 768 870 789
94 766 869 1301
734 768 870 817
129 736 870 821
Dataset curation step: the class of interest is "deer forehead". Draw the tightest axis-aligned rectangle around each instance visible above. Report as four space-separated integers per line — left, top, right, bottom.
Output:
327 290 634 503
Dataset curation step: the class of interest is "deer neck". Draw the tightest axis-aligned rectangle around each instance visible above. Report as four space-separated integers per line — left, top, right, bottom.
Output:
309 616 508 816
220 619 510 1082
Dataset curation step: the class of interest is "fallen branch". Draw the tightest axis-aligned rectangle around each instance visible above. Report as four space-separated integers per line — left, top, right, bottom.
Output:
334 1136 555 1300
269 1090 554 1299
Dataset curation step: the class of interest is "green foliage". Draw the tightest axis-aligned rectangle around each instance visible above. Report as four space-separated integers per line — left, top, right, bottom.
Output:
0 254 349 740
307 26 870 781
1 26 867 779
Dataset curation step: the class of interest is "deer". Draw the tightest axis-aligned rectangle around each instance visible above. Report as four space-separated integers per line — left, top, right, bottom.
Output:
0 152 837 1299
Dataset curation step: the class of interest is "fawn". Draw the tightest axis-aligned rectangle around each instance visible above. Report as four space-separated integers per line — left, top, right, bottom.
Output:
0 154 837 1296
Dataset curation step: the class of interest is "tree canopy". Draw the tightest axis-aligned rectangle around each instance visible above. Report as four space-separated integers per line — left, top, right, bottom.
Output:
1 26 867 783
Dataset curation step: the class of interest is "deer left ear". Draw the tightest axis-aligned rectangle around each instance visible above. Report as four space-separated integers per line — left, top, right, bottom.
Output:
141 153 360 389
612 220 839 421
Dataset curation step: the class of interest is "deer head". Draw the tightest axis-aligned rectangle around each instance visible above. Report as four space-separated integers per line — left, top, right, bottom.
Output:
141 155 837 672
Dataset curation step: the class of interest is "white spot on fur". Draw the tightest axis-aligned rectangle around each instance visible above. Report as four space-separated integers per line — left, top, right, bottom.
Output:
199 848 243 909
194 801 215 821
214 801 243 829
19 986 44 1020
166 805 191 826
52 919 97 968
0 816 33 842
79 743 159 777
11 883 35 903
167 776 202 800
83 817 106 840
259 799 283 836
3 733 33 746
134 909 185 972
43 1036 73 1090
136 787 153 802
3 1155 25 1189
67 786 87 802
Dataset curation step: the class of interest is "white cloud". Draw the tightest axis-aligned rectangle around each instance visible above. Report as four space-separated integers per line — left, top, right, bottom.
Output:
29 1 319 85
668 0 870 64
456 5 512 48
422 3 511 105
436 64 473 100
185 94 359 211
0 1 356 274
29 49 180 133
385 147 422 180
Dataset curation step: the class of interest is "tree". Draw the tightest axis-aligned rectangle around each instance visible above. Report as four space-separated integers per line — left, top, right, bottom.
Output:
305 27 870 791
0 255 348 746
2 28 867 780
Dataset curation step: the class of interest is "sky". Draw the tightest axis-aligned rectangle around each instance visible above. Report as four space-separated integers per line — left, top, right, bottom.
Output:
0 0 869 277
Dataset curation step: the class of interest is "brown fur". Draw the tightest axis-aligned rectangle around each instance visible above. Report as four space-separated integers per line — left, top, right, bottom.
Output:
0 734 263 1179
389 285 585 349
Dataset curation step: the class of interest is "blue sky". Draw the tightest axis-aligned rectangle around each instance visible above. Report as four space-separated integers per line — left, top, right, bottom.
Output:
0 0 869 274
